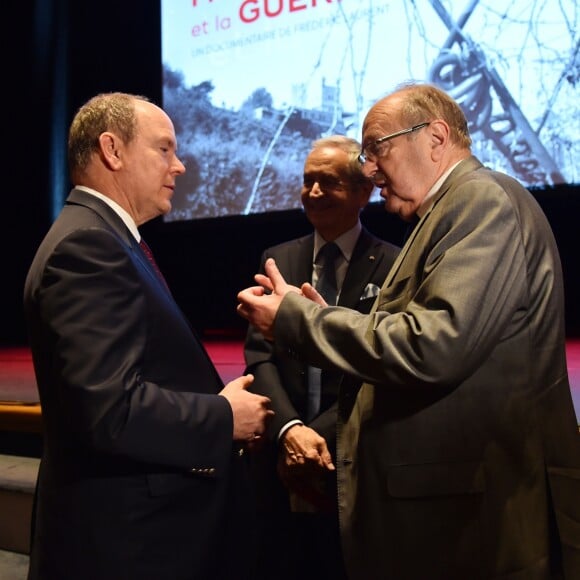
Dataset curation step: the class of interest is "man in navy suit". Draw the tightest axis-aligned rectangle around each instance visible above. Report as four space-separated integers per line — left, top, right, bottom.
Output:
244 135 399 579
24 92 273 580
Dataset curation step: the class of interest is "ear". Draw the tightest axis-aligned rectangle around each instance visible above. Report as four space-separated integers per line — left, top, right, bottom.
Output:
98 132 123 170
428 120 450 162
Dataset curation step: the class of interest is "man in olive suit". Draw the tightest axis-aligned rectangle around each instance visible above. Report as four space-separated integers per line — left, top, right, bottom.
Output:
238 84 580 579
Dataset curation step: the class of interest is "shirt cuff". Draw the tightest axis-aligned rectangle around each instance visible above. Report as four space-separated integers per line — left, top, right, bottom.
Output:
277 419 304 441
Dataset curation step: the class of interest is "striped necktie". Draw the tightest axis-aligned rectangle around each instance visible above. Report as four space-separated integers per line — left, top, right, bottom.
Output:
139 239 170 292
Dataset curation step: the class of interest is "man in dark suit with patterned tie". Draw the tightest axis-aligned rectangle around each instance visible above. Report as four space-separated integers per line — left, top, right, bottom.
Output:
23 92 273 580
243 135 400 579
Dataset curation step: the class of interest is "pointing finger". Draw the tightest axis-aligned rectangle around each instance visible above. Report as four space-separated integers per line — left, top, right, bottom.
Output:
301 282 327 306
264 258 288 293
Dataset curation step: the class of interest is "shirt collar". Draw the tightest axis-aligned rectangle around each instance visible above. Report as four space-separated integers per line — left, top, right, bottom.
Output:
75 185 140 241
417 161 462 218
313 221 362 262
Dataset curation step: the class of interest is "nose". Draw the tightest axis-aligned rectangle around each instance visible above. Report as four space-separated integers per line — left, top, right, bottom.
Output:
370 169 387 189
359 159 377 179
309 181 324 196
173 155 186 175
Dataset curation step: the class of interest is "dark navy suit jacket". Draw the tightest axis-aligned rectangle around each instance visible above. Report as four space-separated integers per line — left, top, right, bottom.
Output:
24 189 254 580
244 228 399 516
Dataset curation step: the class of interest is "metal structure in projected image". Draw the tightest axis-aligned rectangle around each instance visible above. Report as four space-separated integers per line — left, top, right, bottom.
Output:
428 0 565 186
162 0 578 221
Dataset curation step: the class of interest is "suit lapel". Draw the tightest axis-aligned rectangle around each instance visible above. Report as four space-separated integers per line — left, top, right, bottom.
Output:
383 156 482 288
274 230 387 308
67 188 135 248
284 235 313 286
339 230 382 308
66 188 170 295
280 230 389 307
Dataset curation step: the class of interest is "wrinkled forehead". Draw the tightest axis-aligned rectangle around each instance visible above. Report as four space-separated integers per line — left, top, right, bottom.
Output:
305 146 349 171
362 96 402 140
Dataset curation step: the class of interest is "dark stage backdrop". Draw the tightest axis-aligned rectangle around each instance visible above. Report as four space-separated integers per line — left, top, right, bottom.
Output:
3 0 579 348
142 188 580 338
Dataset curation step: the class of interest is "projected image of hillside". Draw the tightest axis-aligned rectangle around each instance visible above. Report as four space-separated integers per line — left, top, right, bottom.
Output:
161 0 579 221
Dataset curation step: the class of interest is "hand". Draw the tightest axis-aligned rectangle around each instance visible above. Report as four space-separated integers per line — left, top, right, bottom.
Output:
280 424 335 470
260 261 327 307
277 425 335 512
219 374 274 443
256 257 302 296
300 282 327 307
236 258 299 340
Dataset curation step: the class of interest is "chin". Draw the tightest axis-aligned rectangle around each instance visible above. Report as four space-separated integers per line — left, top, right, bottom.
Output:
383 199 400 215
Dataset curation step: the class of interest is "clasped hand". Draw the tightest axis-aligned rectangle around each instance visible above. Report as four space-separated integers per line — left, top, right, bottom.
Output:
219 374 274 446
277 424 335 511
236 258 326 340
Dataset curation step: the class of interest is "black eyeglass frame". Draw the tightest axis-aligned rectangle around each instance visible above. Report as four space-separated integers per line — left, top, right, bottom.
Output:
358 122 430 165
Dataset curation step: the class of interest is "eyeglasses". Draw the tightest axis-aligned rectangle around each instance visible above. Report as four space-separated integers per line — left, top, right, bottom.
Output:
358 122 430 164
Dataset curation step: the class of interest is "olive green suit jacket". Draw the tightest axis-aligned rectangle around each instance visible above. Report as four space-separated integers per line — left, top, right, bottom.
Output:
273 157 580 579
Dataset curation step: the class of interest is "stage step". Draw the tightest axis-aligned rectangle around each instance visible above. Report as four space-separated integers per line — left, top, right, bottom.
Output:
0 455 39 554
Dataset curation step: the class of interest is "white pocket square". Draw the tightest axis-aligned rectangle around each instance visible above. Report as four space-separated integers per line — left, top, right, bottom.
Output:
360 283 380 300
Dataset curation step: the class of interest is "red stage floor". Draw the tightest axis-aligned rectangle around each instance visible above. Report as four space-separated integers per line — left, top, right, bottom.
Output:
0 342 247 405
1 340 579 421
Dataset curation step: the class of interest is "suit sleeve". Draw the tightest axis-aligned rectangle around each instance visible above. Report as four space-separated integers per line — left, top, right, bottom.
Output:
36 227 233 472
244 250 302 439
273 180 529 389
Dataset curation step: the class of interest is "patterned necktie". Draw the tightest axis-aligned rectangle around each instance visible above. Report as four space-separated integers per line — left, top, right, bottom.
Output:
306 242 342 421
139 239 170 292
315 242 341 305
